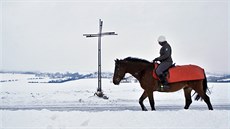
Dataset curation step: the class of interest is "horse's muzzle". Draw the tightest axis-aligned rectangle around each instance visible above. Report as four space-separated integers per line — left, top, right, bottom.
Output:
113 78 120 85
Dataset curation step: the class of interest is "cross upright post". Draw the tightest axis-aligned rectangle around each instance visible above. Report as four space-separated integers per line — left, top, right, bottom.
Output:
83 19 117 99
98 19 102 93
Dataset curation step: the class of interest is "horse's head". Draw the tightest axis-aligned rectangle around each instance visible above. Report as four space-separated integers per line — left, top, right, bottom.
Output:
113 59 127 85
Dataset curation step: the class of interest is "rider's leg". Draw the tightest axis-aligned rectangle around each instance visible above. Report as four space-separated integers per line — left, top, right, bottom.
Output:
156 62 171 89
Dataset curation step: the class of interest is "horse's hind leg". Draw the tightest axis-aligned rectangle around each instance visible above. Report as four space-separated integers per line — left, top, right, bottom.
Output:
192 81 213 110
183 87 192 109
196 91 213 110
139 91 148 111
203 94 213 110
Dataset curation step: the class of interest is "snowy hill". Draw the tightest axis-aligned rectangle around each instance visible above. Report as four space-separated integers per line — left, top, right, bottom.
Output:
0 71 113 83
1 71 230 83
206 73 230 82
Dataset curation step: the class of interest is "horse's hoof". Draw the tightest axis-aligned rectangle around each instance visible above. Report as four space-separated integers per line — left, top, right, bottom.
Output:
142 108 148 111
184 107 189 109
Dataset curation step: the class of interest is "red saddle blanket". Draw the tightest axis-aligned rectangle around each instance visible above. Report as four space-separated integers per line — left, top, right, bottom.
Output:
153 64 205 83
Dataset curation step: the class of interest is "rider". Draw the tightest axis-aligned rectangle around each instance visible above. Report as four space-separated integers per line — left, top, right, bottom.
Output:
153 36 173 89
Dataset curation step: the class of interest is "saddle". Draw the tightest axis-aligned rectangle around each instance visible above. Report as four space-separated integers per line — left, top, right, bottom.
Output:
162 63 176 77
153 63 205 83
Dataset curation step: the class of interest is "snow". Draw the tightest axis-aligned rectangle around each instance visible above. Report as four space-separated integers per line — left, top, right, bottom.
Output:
0 73 230 129
1 110 228 129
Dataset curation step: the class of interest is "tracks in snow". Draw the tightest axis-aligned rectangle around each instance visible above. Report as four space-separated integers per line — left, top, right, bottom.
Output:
1 104 229 111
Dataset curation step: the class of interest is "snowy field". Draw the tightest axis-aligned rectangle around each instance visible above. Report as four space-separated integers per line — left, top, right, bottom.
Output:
0 73 230 129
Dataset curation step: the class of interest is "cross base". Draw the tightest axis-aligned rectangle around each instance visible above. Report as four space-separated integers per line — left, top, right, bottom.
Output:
94 90 109 99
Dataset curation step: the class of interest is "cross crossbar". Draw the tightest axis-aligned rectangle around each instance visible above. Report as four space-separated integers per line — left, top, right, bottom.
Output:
83 32 117 37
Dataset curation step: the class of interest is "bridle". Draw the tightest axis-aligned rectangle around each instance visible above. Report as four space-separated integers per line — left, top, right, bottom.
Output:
114 63 125 82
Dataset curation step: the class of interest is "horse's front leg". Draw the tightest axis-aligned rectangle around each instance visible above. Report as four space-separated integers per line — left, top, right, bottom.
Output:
147 91 156 110
183 87 192 109
139 91 148 111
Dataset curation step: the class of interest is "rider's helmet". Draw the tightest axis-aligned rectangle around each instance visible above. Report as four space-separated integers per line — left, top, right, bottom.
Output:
157 36 166 42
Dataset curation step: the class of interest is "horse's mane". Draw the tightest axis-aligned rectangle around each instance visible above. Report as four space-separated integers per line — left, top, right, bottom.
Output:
124 57 151 64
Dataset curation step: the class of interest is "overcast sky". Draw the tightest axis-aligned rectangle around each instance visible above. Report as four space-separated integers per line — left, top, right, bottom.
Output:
1 0 229 74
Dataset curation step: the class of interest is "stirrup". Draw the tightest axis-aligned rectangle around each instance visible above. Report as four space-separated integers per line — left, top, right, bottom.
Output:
160 85 170 90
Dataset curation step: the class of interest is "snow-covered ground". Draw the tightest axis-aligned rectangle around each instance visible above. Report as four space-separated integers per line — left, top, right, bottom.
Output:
0 73 230 129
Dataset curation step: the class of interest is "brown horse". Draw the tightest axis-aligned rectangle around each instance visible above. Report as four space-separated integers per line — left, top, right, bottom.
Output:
113 57 213 111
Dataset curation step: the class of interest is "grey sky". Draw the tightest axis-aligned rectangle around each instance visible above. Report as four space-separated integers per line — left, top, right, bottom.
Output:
1 0 229 74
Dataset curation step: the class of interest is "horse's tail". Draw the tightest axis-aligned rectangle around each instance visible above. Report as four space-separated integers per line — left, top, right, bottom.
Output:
194 70 209 101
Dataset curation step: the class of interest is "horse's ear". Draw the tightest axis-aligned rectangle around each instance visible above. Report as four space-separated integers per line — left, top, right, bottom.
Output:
115 59 119 62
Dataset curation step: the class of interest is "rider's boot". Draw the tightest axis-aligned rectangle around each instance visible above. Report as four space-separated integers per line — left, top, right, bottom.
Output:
159 75 170 90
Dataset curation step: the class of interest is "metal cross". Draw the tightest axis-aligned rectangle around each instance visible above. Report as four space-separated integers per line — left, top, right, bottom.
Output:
83 19 117 98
